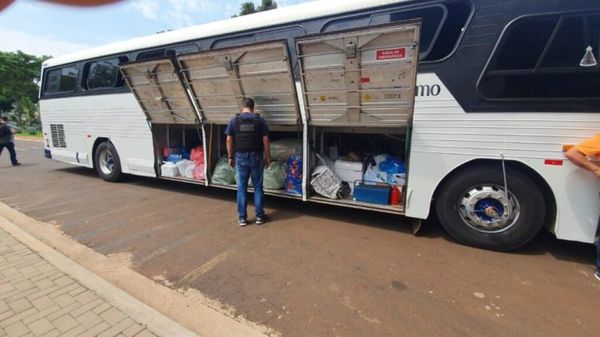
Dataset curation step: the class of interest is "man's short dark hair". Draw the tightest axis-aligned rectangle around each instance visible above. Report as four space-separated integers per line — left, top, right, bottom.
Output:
0 116 7 123
241 98 254 110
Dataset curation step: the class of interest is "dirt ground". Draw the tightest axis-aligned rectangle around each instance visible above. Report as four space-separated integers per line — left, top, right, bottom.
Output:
1 139 599 337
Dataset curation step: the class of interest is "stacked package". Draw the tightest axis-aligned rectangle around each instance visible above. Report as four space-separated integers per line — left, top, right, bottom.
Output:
160 146 205 181
285 153 302 195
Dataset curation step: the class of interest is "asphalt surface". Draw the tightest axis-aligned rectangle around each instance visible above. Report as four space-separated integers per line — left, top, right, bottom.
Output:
1 140 599 337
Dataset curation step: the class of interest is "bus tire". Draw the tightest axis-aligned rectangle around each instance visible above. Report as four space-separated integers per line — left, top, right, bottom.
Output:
94 141 122 182
435 165 545 251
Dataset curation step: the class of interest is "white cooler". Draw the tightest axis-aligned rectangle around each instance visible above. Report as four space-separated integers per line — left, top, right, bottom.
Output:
334 160 363 193
161 162 179 177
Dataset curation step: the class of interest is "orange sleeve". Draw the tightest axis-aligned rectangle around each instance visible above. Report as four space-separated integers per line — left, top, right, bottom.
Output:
573 133 600 157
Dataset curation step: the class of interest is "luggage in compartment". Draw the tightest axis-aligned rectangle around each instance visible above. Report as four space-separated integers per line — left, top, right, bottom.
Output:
285 153 303 195
264 161 286 190
270 139 302 161
161 162 179 177
311 165 343 199
353 183 391 205
212 157 236 185
190 146 205 164
176 160 194 179
334 160 363 193
193 164 205 180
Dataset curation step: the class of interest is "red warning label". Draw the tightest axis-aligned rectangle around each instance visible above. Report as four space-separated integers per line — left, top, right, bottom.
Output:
376 48 406 60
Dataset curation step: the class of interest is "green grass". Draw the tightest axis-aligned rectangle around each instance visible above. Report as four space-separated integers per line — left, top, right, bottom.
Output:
16 131 43 139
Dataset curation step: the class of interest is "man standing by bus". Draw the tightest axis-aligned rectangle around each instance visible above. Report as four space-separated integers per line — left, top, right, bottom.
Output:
566 133 600 282
0 116 20 166
226 98 271 226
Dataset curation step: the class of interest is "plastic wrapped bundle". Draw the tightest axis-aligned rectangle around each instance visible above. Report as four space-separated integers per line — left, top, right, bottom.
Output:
285 153 303 195
211 157 236 185
270 138 302 161
264 161 286 190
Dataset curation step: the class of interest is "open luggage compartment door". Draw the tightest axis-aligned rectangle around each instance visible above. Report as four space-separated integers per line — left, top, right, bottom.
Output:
120 58 200 124
176 41 301 125
296 21 420 127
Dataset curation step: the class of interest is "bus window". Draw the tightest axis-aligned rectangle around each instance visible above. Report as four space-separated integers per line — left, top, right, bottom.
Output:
85 58 120 90
322 1 471 62
165 43 200 57
45 65 79 94
541 15 600 68
479 12 600 100
211 34 255 49
136 49 166 61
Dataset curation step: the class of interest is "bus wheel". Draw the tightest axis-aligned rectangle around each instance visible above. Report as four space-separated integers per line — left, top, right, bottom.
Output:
95 141 122 182
435 165 545 251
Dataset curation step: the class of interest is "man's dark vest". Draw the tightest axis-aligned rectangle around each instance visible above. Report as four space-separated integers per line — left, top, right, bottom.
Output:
0 124 10 144
234 114 263 153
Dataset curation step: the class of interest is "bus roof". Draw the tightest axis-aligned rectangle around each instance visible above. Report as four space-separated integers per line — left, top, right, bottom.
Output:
44 0 407 68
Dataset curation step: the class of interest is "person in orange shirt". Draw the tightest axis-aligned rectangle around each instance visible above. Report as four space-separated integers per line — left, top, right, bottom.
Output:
566 133 600 282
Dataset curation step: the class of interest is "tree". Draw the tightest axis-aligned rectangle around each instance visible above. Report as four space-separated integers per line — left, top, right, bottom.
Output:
239 2 257 15
0 51 50 126
257 0 277 11
234 0 277 17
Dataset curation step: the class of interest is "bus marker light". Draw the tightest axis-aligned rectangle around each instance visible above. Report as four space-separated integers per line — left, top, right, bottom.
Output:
544 159 563 166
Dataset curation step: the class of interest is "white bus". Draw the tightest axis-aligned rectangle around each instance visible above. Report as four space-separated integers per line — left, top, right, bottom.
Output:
39 0 600 251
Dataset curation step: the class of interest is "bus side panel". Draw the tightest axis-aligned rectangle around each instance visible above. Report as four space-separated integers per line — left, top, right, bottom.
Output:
406 73 600 244
40 93 156 177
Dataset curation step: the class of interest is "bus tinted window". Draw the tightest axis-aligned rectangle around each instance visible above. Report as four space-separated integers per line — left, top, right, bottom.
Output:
86 58 119 90
322 1 471 62
479 12 600 100
541 15 600 68
45 66 79 94
136 49 166 61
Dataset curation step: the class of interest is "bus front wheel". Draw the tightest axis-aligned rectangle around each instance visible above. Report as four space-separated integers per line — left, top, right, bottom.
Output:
435 165 545 251
95 141 122 182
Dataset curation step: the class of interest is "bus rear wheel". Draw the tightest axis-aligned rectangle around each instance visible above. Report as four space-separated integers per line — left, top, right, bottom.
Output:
435 165 545 251
95 141 122 182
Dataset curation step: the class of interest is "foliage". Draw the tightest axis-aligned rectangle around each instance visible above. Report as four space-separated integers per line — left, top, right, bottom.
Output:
239 2 257 15
0 51 50 126
233 0 277 17
258 0 277 11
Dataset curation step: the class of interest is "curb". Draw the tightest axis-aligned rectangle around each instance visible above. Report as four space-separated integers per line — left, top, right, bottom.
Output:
0 202 274 337
15 136 43 143
0 212 199 337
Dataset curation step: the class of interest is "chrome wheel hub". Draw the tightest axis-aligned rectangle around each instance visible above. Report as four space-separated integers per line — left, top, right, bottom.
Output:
458 185 520 233
99 149 114 175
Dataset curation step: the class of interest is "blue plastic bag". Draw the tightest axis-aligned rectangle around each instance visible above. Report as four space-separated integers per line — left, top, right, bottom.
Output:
285 153 303 195
379 156 405 174
166 154 182 163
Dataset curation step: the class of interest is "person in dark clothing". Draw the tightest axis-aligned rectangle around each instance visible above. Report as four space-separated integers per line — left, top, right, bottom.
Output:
0 116 20 166
225 98 271 226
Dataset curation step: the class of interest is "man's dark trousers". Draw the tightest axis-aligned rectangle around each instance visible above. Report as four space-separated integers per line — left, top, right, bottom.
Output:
0 142 18 165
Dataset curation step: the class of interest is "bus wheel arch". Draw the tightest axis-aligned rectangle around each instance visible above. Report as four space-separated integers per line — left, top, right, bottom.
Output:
93 138 122 182
432 159 556 251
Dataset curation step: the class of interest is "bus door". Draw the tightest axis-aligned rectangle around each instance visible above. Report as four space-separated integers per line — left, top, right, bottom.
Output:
175 40 303 192
120 58 205 180
295 20 420 212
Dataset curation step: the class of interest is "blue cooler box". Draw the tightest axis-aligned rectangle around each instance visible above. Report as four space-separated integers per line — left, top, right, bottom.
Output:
353 183 391 205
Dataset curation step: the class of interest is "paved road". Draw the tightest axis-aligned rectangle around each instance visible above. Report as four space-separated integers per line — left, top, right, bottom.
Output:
2 140 599 337
0 227 160 337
